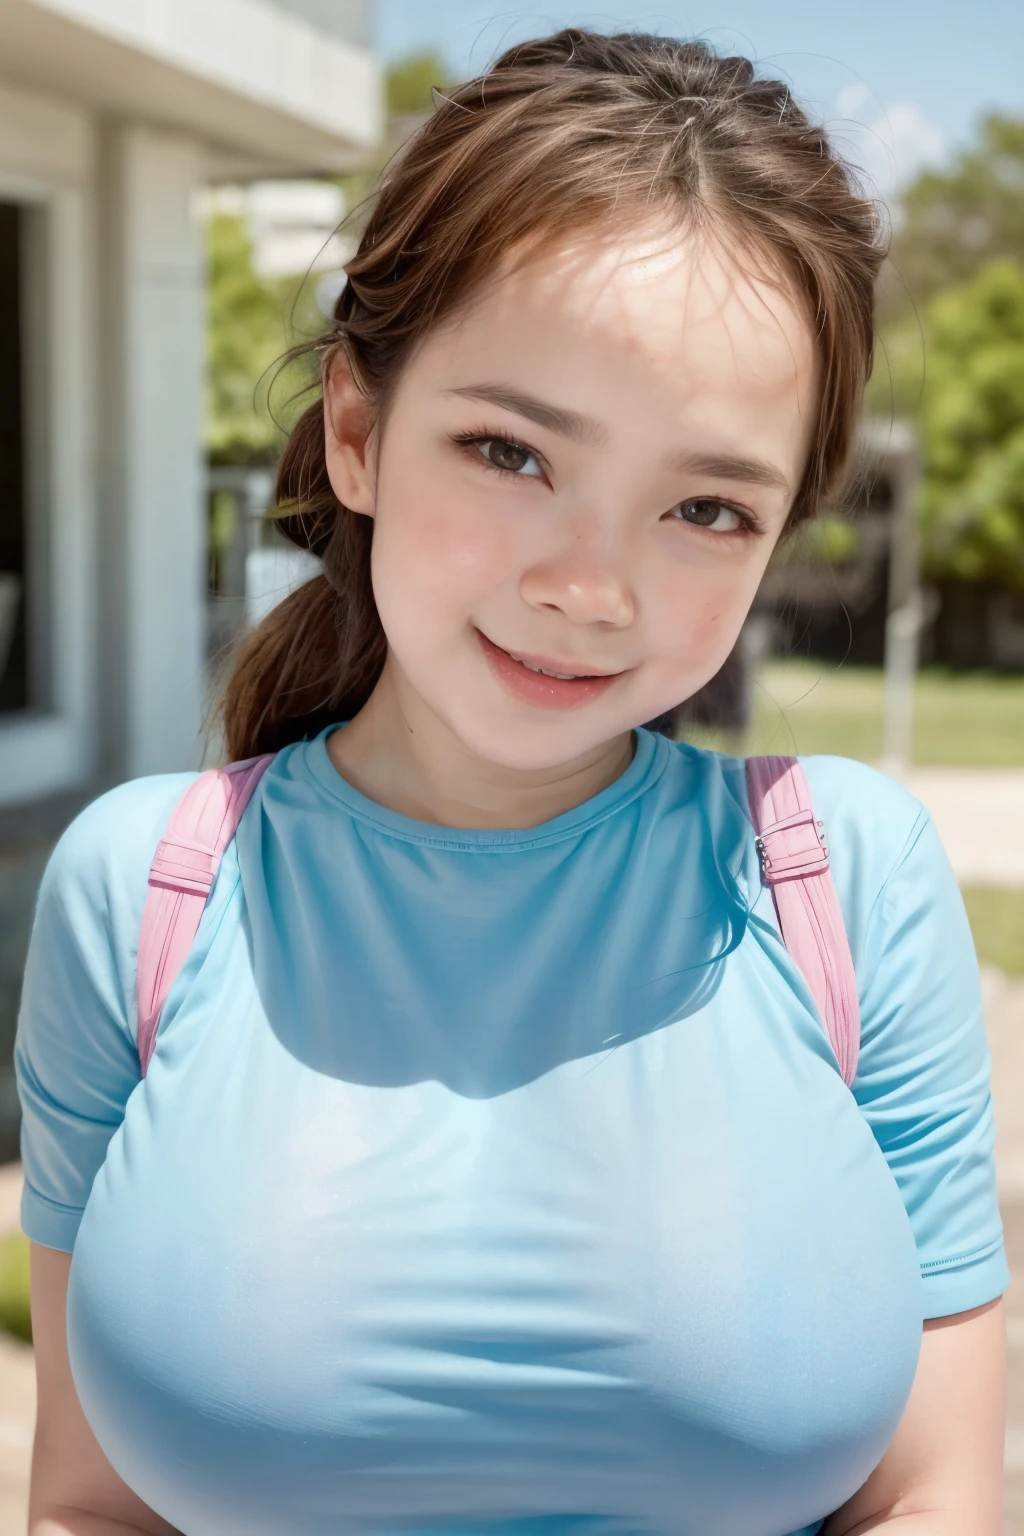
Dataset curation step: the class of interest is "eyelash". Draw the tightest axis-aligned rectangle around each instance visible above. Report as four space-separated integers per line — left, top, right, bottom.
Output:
449 427 544 480
670 500 764 539
448 426 763 537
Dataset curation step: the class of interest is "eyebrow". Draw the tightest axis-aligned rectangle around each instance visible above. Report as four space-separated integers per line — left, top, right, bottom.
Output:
447 382 791 494
446 384 609 447
666 450 792 495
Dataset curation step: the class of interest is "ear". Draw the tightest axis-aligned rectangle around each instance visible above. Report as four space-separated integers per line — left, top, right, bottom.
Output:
323 350 377 517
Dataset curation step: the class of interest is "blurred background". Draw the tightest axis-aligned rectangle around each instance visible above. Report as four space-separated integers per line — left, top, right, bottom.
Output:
1 0 1024 1527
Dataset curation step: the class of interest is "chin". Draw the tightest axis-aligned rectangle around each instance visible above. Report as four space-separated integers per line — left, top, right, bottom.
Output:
441 699 650 774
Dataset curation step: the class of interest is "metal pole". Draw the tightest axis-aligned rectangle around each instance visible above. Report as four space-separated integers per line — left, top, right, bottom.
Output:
877 422 922 779
882 593 922 776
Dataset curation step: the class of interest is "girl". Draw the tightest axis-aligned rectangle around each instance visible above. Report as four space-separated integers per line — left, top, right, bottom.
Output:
17 29 1006 1536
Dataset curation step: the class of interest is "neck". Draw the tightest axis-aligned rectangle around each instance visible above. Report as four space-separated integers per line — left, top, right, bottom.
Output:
326 659 635 830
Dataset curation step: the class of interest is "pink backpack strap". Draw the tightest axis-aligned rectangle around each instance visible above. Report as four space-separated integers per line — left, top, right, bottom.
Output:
745 755 860 1087
136 754 275 1076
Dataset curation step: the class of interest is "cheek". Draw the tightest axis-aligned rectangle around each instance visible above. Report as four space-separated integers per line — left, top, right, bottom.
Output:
370 462 522 634
646 553 763 674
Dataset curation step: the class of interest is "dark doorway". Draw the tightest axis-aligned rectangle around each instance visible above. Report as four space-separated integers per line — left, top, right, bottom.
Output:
0 202 26 713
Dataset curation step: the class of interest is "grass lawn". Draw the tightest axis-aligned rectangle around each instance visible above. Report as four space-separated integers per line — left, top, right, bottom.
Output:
0 1230 30 1343
961 887 1024 977
682 660 1024 768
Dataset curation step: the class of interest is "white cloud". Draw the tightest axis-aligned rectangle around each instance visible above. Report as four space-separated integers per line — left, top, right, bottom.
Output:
834 83 871 121
830 95 946 199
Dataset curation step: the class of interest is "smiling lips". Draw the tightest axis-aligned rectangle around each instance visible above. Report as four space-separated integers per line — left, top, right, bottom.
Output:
476 630 624 709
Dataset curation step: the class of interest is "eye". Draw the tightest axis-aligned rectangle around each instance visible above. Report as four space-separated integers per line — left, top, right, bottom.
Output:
474 437 544 477
669 498 744 533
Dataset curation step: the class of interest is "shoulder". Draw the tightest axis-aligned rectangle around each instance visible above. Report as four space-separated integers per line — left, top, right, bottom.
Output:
672 742 929 868
41 773 199 938
797 756 951 970
24 772 200 1060
798 755 930 877
47 772 199 884
672 742 926 846
667 742 939 942
18 774 198 1251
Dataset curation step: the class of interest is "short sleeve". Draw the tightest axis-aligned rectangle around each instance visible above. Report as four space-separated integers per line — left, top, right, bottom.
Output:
804 756 1008 1319
15 775 193 1252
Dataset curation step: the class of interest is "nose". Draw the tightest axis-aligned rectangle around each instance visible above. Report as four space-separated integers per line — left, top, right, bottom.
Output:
519 553 634 628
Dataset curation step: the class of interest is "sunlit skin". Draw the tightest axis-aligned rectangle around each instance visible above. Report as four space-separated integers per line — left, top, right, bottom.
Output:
323 222 819 829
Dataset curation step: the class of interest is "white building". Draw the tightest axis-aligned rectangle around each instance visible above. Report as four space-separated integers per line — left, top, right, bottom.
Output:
0 0 380 808
206 179 351 281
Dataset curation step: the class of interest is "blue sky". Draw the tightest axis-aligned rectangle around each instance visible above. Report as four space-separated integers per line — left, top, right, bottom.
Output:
376 1 1024 191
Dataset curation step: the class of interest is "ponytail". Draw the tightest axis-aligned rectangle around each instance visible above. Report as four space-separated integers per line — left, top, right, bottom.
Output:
217 396 385 761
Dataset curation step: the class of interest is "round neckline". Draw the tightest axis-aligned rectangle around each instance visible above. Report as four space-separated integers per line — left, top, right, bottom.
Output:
299 725 671 851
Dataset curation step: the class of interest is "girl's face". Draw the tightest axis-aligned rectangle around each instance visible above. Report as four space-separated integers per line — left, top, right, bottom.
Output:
326 222 819 774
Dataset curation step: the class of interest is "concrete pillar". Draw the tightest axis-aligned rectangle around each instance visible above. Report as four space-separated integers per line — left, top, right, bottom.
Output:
98 124 205 779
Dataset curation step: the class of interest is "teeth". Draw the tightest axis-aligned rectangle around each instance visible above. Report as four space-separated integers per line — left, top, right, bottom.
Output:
504 646 605 680
520 660 580 681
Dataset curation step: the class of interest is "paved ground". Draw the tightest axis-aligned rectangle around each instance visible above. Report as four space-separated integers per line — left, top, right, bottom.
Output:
905 769 1024 886
987 968 1024 1530
0 971 1019 1529
0 1165 31 1533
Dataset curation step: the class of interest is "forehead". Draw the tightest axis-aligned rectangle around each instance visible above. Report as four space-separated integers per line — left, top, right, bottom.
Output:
415 222 818 454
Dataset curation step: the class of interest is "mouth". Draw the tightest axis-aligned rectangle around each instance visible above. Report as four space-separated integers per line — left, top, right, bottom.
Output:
476 630 626 710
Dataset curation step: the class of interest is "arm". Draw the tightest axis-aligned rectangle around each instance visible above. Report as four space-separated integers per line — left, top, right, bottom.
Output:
29 1244 179 1536
823 1298 1005 1535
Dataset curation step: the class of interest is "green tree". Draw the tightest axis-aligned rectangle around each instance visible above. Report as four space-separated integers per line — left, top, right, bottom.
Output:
883 115 1024 318
386 51 449 116
205 56 453 464
206 214 296 463
205 213 325 464
876 260 1024 586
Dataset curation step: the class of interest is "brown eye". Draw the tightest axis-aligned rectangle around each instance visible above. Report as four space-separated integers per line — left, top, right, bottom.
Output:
476 438 541 476
671 499 742 532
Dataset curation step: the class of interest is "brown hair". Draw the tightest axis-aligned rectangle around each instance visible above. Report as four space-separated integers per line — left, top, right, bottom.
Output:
220 28 885 760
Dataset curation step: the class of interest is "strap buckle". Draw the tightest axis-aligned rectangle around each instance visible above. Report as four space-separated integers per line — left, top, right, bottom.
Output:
756 808 830 884
149 836 219 897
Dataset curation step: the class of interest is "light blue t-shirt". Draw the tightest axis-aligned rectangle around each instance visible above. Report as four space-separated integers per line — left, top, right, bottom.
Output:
16 728 1007 1536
